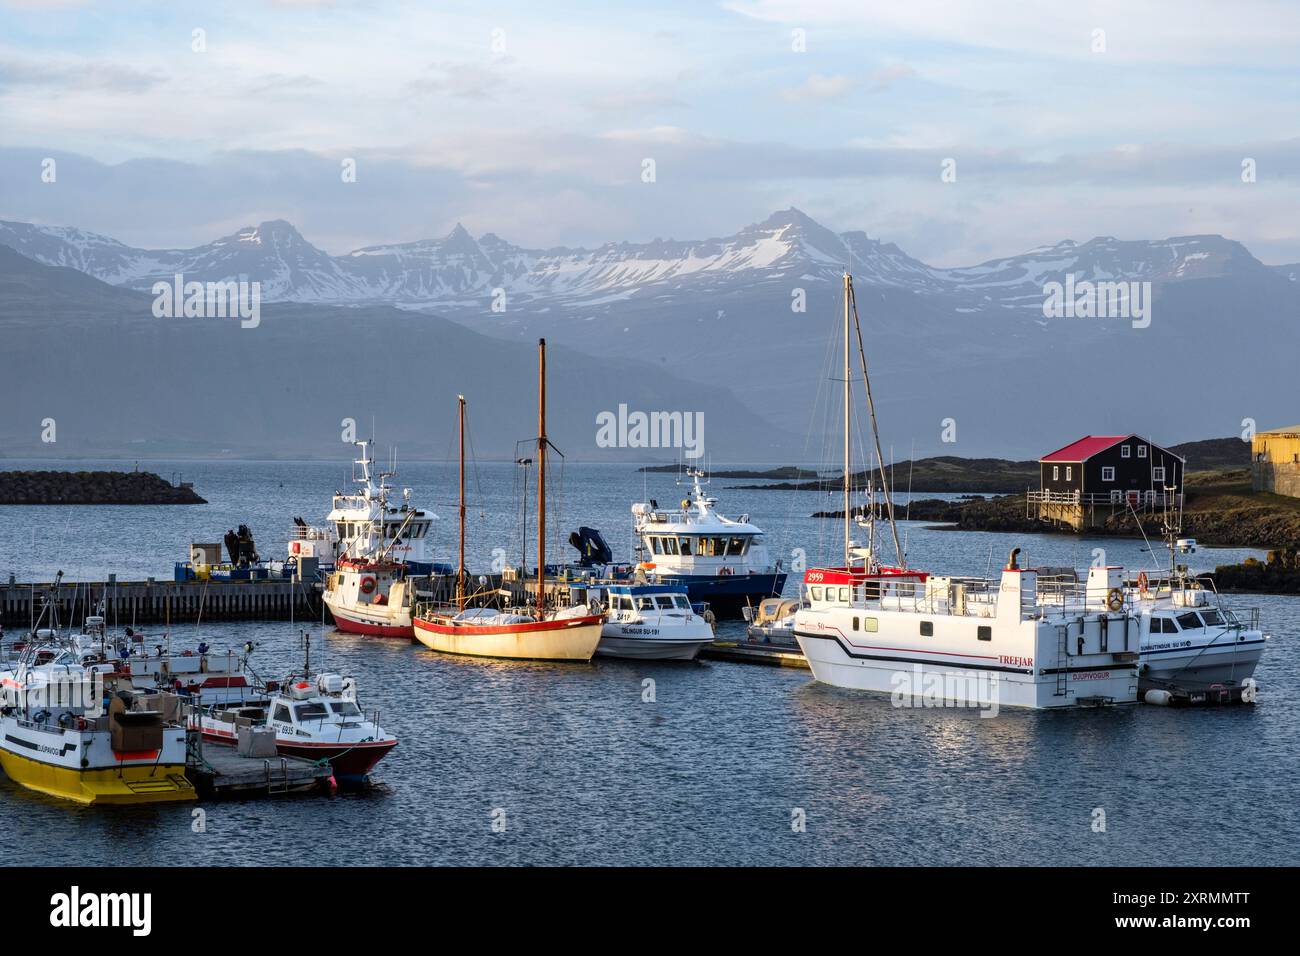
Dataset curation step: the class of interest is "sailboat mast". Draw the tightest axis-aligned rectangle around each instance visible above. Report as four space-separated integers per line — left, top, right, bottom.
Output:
457 394 466 607
536 338 547 616
843 272 852 568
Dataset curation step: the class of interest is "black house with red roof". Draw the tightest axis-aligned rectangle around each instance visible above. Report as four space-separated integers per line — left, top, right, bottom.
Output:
1032 434 1184 529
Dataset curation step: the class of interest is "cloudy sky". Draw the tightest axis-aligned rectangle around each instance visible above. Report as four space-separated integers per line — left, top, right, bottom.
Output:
1 0 1298 264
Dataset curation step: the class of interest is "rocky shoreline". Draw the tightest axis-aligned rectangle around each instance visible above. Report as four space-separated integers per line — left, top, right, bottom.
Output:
0 470 207 505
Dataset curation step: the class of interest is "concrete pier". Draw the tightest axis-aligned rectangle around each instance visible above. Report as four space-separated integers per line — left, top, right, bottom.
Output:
0 577 320 627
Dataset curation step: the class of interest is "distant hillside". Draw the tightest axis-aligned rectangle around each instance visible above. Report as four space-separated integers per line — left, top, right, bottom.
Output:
731 455 1039 493
1170 436 1252 472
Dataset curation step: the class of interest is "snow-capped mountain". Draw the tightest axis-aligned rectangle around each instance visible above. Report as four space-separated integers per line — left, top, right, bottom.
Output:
0 208 1274 314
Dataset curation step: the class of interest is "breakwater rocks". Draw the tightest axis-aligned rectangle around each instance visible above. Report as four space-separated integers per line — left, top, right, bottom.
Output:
0 470 206 505
1213 549 1300 594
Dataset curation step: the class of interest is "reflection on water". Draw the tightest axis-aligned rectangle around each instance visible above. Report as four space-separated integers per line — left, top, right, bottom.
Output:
0 460 1294 865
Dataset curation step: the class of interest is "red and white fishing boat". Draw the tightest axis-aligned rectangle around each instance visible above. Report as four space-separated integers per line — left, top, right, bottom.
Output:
414 359 603 662
322 556 416 639
195 654 397 782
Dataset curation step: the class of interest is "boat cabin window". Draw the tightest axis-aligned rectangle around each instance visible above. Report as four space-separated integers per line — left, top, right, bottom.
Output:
810 587 823 601
294 702 329 723
919 621 934 637
977 625 992 641
1176 612 1203 630
1200 610 1224 626
862 617 878 633
678 537 692 555
273 704 292 723
655 596 675 609
672 595 691 609
1150 616 1175 634
663 538 679 556
329 701 362 717
637 597 655 610
650 537 662 554
727 537 748 556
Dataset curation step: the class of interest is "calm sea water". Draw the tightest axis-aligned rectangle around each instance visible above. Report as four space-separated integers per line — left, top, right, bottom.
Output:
1 459 1295 866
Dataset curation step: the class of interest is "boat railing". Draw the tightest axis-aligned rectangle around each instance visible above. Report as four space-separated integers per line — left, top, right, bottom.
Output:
289 525 334 540
862 574 1130 620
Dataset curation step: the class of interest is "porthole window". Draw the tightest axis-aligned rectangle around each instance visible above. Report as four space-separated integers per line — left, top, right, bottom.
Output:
920 621 934 637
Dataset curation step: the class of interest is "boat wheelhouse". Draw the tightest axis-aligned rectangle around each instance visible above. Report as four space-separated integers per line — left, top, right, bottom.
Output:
630 468 786 616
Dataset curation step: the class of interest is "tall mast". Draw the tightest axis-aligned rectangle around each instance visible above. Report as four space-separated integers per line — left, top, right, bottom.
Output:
536 338 547 616
843 272 852 568
456 394 466 607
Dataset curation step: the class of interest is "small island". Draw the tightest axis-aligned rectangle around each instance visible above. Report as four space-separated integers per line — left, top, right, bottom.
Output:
0 470 207 505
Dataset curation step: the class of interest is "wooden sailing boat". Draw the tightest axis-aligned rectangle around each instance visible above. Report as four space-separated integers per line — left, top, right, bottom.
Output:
413 342 604 661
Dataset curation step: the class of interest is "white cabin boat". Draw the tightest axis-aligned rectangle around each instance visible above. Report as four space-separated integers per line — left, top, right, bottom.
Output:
290 440 441 574
794 553 1140 710
630 469 787 617
596 584 714 661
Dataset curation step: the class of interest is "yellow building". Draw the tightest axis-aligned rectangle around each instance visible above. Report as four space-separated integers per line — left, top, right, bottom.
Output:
1252 425 1300 497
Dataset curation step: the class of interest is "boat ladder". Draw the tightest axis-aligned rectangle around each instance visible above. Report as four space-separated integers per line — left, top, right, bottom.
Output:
264 758 291 795
1055 624 1069 697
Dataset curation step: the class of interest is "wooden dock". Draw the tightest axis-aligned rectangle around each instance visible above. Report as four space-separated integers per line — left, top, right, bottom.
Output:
187 739 333 798
700 639 809 669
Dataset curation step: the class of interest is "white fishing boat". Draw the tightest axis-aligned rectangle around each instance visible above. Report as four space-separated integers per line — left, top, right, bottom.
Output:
323 556 418 639
792 274 1138 709
0 635 194 805
290 440 441 575
596 584 714 661
197 673 397 781
414 364 603 662
629 469 787 617
1125 515 1265 703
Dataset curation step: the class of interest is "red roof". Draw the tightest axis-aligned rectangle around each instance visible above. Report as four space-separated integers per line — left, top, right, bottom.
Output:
1040 435 1129 462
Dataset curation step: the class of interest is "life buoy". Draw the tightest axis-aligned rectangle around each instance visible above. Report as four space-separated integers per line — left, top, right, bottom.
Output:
1106 587 1124 612
1137 571 1150 596
359 575 377 595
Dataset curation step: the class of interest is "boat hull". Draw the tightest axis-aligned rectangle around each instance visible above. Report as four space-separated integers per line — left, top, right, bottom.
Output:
273 740 396 780
324 597 413 639
795 631 1138 710
1139 635 1266 693
414 615 603 661
0 749 194 805
596 633 710 661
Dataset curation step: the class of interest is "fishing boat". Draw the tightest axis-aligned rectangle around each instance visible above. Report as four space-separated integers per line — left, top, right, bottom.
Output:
628 468 787 617
290 440 441 575
596 584 714 660
1127 514 1265 704
322 556 418 639
0 636 194 805
792 275 1139 709
193 632 397 781
414 359 603 661
196 673 397 781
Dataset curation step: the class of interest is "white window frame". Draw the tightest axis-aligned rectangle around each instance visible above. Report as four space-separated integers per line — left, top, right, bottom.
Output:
1152 466 1166 482
1121 445 1131 458
1065 466 1073 481
1052 465 1059 481
1101 466 1115 481
1138 445 1147 458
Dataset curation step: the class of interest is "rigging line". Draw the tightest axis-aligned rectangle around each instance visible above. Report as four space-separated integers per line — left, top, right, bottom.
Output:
848 279 904 567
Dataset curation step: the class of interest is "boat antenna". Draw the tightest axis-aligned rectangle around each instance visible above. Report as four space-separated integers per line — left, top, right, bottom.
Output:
848 276 904 567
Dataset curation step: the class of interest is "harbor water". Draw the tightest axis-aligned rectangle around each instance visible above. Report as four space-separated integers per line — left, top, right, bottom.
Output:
1 459 1295 865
